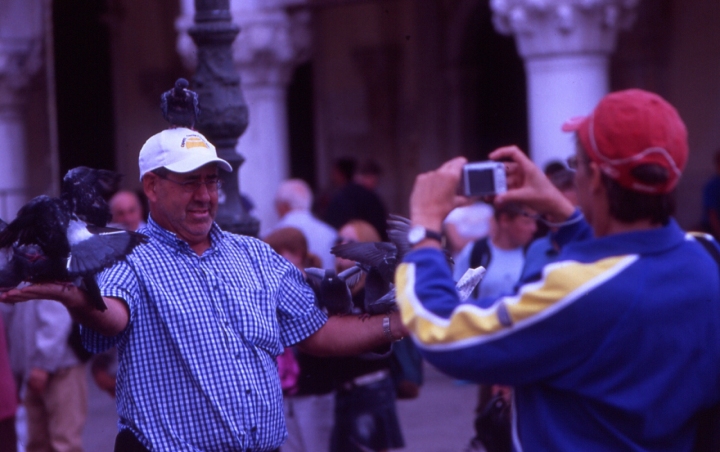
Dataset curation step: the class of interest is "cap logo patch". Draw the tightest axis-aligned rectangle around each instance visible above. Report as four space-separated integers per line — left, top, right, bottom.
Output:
185 136 209 149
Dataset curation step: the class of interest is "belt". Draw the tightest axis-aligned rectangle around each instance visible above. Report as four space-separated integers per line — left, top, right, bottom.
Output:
340 369 390 391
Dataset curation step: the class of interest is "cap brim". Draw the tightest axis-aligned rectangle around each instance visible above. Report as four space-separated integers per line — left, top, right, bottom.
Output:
165 156 232 174
561 116 586 132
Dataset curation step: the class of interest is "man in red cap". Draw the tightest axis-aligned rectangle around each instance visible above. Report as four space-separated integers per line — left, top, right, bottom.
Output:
396 89 720 451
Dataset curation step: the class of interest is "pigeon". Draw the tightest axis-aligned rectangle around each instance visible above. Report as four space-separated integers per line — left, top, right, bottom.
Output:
305 266 362 316
61 166 121 227
332 214 455 316
160 78 199 129
0 168 148 311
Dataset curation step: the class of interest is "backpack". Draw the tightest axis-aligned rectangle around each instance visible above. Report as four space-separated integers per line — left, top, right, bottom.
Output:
468 237 492 299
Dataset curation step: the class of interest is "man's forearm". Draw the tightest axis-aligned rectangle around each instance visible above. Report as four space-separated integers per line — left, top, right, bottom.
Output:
298 312 405 357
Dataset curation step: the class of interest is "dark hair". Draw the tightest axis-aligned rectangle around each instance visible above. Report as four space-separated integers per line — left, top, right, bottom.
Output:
494 201 526 221
544 160 567 177
601 165 675 225
151 167 170 178
575 139 674 224
548 168 576 192
358 159 382 176
334 157 357 182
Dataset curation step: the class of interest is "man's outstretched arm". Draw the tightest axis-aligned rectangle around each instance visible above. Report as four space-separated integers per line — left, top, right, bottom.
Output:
0 283 129 337
297 310 407 356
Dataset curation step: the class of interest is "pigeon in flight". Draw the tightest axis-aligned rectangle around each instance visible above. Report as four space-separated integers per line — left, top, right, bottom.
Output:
161 78 199 129
305 266 362 316
0 168 148 311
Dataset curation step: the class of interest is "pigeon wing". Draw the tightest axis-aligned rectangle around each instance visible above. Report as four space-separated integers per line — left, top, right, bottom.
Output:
386 214 412 260
66 222 147 276
332 242 397 268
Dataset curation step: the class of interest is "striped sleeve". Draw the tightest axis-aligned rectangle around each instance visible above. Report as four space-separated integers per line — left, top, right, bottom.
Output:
396 248 638 384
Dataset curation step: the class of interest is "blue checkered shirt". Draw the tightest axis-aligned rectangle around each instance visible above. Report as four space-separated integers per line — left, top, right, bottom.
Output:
82 217 327 451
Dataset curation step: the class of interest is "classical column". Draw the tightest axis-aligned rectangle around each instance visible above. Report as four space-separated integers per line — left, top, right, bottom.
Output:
0 0 44 220
176 0 310 236
491 0 638 168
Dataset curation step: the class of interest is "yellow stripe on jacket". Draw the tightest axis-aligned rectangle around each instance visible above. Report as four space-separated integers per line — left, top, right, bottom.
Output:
396 254 638 351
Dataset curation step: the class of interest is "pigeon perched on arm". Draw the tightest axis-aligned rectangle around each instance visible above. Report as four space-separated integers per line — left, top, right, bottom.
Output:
0 168 148 311
304 266 362 316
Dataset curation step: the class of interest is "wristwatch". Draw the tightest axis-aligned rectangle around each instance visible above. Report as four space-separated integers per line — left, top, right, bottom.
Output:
407 225 443 247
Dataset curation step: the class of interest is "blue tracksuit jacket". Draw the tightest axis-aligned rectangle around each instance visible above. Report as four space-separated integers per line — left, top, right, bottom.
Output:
396 212 720 451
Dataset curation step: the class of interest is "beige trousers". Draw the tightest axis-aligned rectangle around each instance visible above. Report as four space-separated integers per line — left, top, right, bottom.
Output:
23 364 87 452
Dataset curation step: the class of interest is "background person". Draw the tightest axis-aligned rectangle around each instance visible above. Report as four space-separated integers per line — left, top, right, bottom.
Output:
395 89 720 451
329 220 405 452
271 179 338 270
108 190 146 231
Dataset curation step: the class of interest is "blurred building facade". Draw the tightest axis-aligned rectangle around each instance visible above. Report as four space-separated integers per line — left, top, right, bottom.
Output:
2 0 719 234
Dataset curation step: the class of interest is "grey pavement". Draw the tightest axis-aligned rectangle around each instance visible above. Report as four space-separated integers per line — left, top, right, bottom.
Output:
77 362 477 451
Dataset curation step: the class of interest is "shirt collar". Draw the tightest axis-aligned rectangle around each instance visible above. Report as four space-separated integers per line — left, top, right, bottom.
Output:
146 215 224 254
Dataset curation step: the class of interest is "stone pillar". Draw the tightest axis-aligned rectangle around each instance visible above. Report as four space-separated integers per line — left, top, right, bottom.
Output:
176 0 310 236
0 0 44 220
491 0 638 169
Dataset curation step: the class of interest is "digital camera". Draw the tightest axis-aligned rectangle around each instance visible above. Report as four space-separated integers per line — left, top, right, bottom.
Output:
460 161 507 197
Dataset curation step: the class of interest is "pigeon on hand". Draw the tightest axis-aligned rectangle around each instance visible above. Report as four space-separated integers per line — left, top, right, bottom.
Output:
161 78 199 129
304 266 362 316
0 168 148 311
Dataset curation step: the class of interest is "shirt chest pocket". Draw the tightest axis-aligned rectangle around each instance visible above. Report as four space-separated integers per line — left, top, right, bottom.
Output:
223 287 283 357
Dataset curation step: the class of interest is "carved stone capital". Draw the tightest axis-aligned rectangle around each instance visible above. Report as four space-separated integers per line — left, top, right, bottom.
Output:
490 0 639 58
232 8 311 87
0 38 43 112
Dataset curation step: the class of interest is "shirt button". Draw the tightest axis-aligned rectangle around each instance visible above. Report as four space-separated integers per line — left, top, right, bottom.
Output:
246 389 251 395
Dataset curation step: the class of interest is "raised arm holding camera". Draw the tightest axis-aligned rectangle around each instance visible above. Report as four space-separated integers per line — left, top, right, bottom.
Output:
396 89 720 451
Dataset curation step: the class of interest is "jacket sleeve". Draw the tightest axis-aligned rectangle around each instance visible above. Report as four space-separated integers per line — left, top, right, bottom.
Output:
396 212 625 386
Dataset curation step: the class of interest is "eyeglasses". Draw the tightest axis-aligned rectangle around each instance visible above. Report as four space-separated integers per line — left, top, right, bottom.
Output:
158 175 222 193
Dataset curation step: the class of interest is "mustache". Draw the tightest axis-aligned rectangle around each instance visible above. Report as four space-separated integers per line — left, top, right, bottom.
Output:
187 202 212 210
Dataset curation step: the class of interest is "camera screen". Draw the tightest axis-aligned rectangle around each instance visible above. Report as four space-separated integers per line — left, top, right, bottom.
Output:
467 168 496 195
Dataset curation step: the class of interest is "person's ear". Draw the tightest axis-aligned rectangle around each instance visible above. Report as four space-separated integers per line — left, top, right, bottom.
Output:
143 174 159 203
588 161 604 194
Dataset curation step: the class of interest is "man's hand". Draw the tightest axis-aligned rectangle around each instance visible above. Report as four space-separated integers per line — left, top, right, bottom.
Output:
410 156 469 232
1 283 129 337
490 146 575 223
0 282 83 307
27 368 50 395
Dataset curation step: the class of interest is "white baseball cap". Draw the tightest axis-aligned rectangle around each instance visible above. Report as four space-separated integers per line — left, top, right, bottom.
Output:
138 127 232 181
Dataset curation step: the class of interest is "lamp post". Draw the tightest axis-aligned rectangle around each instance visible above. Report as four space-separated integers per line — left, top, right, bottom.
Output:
188 0 259 236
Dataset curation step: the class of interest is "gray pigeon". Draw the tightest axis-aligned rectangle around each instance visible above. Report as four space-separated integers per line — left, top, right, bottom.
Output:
305 266 362 316
0 168 148 311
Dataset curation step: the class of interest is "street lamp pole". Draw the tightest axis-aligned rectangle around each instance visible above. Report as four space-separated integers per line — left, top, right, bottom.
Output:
188 0 259 236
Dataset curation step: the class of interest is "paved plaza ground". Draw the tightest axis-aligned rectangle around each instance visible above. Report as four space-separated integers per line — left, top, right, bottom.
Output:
18 362 478 451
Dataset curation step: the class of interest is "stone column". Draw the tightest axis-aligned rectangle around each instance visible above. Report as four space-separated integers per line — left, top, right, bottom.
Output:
491 0 638 169
0 0 44 220
176 0 310 236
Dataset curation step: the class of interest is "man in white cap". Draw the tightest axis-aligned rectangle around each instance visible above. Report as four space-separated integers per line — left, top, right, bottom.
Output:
395 89 720 450
1 127 407 452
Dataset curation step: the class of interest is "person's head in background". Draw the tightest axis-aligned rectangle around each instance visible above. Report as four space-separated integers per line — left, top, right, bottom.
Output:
354 159 383 191
549 168 578 206
492 202 537 250
263 227 321 274
274 179 313 219
331 157 357 188
335 219 381 273
110 190 146 231
543 160 567 178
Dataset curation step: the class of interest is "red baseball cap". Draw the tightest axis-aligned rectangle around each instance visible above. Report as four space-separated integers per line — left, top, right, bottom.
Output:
562 89 688 194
